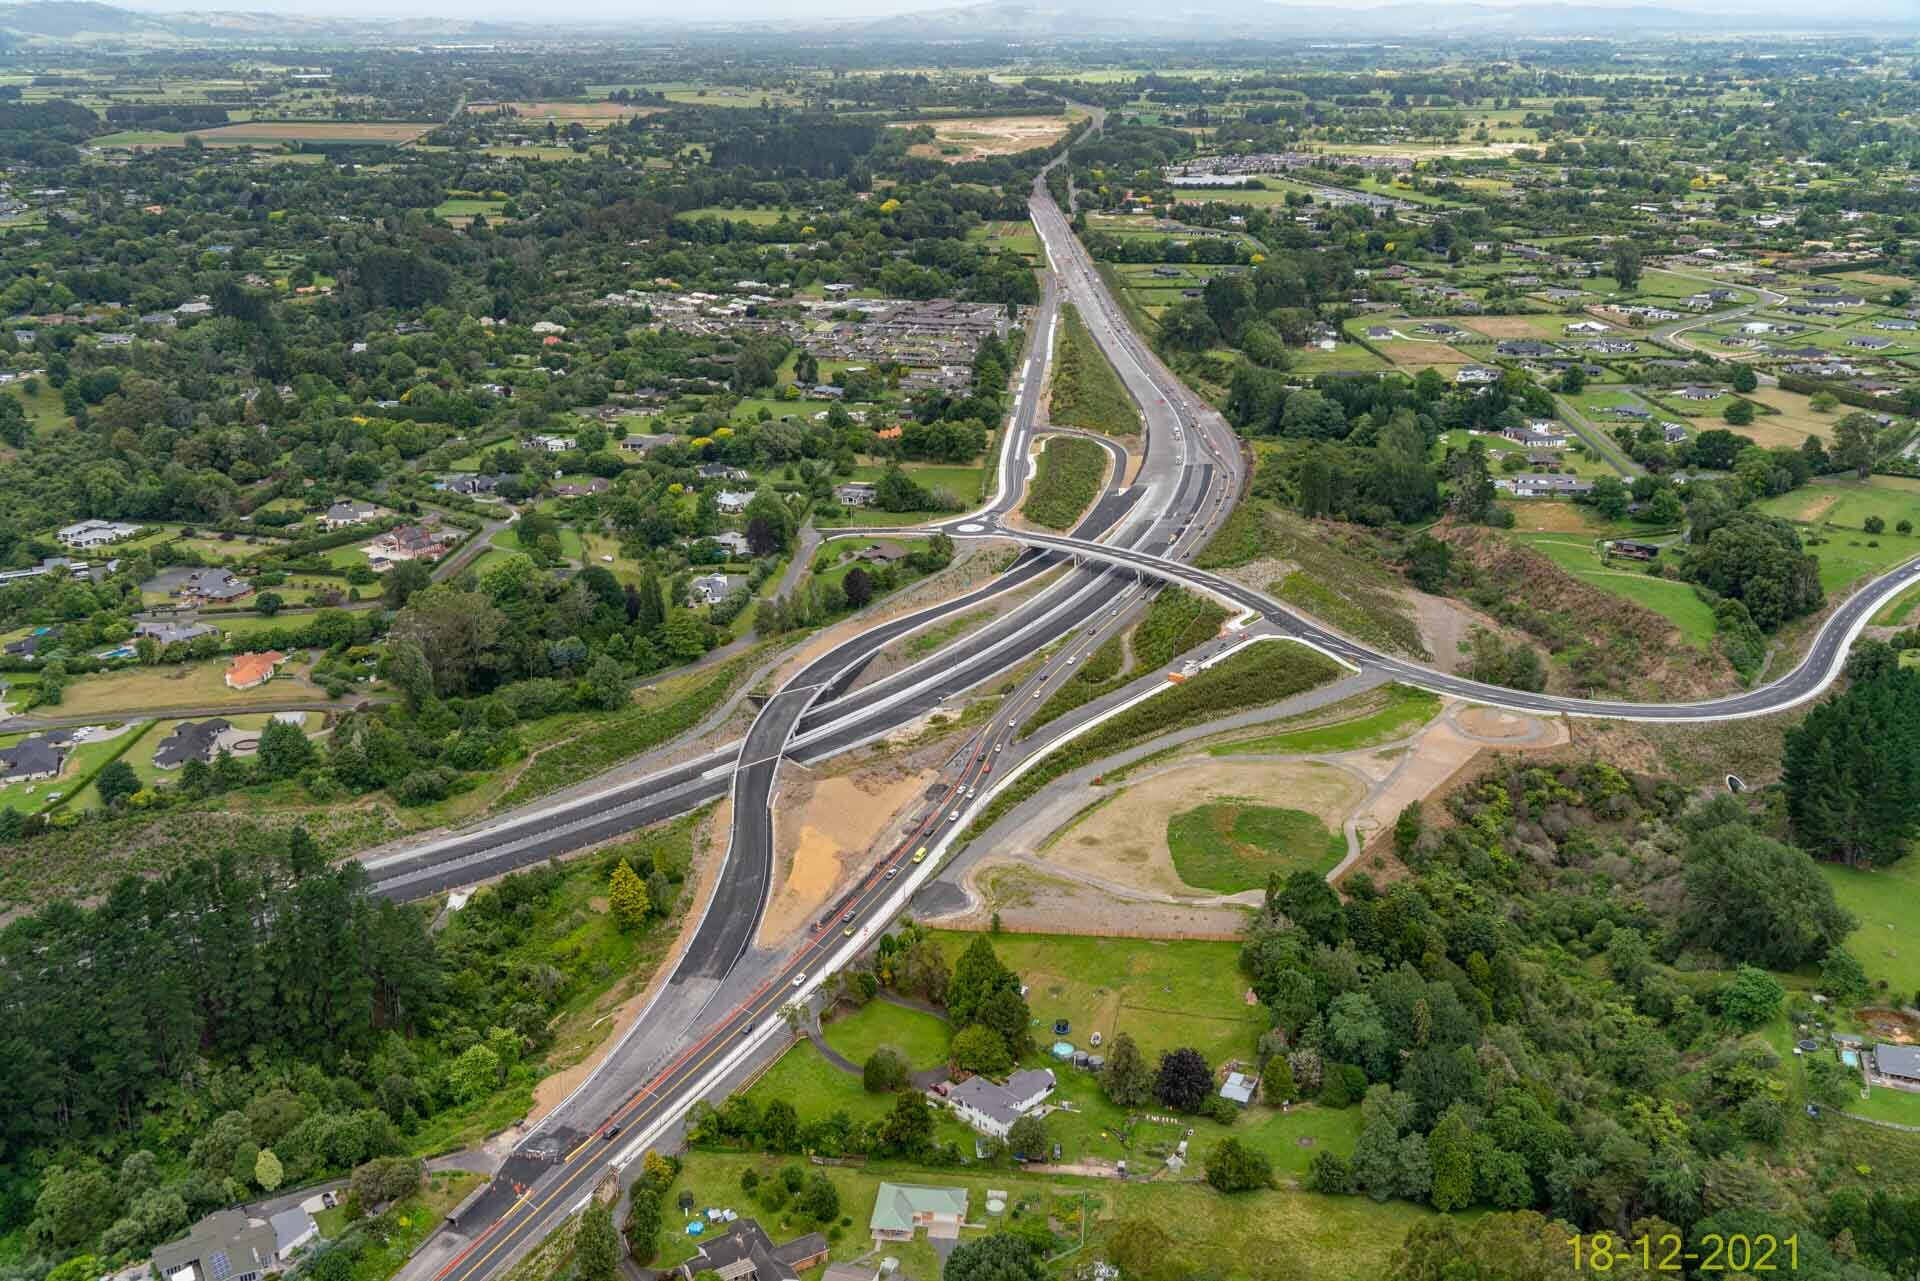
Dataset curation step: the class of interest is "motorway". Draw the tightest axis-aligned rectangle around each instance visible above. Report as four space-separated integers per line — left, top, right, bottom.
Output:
408 133 1917 1281
420 158 1249 1281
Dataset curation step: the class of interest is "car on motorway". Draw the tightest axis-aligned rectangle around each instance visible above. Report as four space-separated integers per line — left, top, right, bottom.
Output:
914 846 928 863
603 1125 621 1141
740 1022 753 1036
843 926 855 937
949 809 961 821
791 971 807 988
886 867 898 879
842 911 854 923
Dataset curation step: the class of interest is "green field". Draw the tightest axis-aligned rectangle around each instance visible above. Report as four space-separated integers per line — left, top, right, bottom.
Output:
1821 855 1920 1003
819 999 951 1073
1757 475 1920 592
1166 800 1346 893
932 930 1261 1066
1210 684 1442 757
433 198 506 221
1511 533 1718 647
679 205 796 225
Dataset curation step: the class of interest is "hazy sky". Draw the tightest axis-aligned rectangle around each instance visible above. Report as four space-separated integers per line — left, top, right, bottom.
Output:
105 0 1827 18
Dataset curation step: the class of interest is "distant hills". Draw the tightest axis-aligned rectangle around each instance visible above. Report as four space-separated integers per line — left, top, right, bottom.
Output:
0 0 1910 44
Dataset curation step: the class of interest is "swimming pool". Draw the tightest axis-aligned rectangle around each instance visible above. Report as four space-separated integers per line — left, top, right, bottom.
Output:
1842 1049 1860 1068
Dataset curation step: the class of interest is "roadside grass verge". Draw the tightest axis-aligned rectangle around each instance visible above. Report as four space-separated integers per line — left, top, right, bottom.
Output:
1209 684 1442 756
1024 435 1107 530
1049 302 1141 435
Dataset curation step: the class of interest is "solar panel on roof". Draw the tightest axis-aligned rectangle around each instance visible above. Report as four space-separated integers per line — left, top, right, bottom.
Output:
209 1251 232 1281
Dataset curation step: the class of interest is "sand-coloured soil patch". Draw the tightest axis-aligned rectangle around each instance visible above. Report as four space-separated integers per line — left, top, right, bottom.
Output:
1375 341 1476 366
1048 759 1365 898
761 767 937 942
1456 706 1535 740
893 114 1078 162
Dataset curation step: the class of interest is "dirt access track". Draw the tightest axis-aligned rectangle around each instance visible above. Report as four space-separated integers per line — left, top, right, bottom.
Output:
759 766 938 944
893 114 1078 162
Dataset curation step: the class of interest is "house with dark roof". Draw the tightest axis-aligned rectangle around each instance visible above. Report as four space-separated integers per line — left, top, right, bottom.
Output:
946 1068 1055 1139
137 618 218 647
670 1219 826 1281
320 500 379 530
153 719 233 770
182 568 252 603
150 1210 277 1281
1872 1043 1920 1089
0 730 72 783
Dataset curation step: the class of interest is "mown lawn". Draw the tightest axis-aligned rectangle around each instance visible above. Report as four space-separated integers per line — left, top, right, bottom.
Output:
1166 801 1345 893
931 930 1261 1067
819 999 951 1073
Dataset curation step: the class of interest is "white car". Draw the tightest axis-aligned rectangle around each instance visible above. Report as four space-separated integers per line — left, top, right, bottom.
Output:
791 971 807 988
949 809 962 822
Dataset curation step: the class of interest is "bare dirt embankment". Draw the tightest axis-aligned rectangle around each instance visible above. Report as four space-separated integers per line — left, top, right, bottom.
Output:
760 767 937 944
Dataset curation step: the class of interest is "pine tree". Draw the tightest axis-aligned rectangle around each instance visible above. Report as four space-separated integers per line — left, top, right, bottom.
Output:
608 861 652 930
1426 1109 1474 1212
1099 1032 1153 1108
575 1203 618 1281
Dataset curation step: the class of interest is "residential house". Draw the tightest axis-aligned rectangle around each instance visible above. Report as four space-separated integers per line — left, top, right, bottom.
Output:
618 433 677 454
440 474 507 497
1608 539 1662 562
182 568 252 603
150 1211 278 1281
1220 1073 1256 1106
2 631 50 659
137 618 218 647
836 482 879 507
946 1067 1056 1139
1564 320 1610 335
1663 422 1690 444
1851 336 1895 351
1496 340 1556 358
551 477 610 498
1873 1044 1920 1089
869 1183 969 1244
321 500 379 530
527 434 576 453
1873 319 1919 331
225 651 286 691
711 531 751 558
1455 366 1499 385
714 490 753 516
670 1218 826 1281
56 519 141 549
1674 386 1720 401
365 525 447 566
1608 405 1652 420
0 730 72 783
689 574 737 605
1507 422 1568 448
697 463 752 482
153 719 233 769
1497 474 1595 498
1365 325 1395 339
